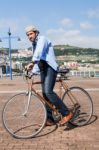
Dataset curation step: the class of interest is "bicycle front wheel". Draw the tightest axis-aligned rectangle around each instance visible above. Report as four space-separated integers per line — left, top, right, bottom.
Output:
2 92 47 139
62 87 93 126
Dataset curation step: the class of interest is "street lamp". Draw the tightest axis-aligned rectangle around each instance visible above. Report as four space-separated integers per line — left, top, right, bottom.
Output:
0 28 21 80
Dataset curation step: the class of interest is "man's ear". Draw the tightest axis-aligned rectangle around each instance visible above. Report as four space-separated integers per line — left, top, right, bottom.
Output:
35 32 38 37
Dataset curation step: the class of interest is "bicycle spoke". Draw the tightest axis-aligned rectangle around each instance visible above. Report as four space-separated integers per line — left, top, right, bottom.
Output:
2 93 47 139
62 87 93 126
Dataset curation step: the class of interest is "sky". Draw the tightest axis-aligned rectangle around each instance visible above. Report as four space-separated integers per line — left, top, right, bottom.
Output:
0 0 99 49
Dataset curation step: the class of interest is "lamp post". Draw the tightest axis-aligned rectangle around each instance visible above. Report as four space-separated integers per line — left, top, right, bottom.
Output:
0 28 21 80
8 28 12 80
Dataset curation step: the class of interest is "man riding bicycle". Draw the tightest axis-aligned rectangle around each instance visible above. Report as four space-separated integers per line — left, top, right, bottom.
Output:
25 25 73 126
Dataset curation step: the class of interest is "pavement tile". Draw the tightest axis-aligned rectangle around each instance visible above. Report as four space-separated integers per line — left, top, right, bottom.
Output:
0 76 99 150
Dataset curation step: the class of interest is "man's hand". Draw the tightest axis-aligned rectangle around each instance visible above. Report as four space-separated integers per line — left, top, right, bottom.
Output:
25 63 34 71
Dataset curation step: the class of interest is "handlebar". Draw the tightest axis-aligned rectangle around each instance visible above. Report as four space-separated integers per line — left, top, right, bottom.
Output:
23 67 70 80
23 68 33 79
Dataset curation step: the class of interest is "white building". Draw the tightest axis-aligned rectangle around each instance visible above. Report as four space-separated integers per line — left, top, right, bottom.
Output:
12 49 32 58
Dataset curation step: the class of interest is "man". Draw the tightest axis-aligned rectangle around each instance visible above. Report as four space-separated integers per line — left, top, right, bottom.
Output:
25 25 73 125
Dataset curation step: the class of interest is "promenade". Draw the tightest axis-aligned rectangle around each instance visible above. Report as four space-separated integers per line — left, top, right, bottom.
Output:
0 76 99 150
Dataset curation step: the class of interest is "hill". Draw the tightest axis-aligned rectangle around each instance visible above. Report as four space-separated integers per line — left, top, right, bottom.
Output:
0 45 99 64
54 44 99 56
53 44 99 64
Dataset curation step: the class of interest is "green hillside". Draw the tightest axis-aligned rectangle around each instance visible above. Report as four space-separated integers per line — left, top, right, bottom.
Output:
0 45 99 64
54 44 99 56
53 44 99 64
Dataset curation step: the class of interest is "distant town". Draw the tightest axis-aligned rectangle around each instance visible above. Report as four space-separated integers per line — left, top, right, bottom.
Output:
0 44 99 78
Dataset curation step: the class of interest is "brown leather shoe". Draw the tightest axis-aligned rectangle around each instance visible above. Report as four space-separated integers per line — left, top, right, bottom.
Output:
45 119 55 126
59 112 73 126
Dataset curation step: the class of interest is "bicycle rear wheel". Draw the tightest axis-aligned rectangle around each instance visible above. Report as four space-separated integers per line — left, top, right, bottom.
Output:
62 87 93 126
2 92 47 139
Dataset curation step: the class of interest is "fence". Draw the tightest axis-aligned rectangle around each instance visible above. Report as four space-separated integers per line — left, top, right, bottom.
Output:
69 70 99 78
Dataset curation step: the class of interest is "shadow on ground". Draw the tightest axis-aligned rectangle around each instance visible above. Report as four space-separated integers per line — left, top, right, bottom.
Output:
36 124 58 138
64 114 98 131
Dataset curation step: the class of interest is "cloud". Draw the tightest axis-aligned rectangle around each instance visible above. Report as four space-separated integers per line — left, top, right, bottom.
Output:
0 17 30 49
60 18 74 27
46 28 80 45
85 8 99 18
80 22 93 30
71 35 99 49
0 18 19 33
46 28 80 37
64 30 80 37
46 27 99 49
0 17 29 34
46 28 80 44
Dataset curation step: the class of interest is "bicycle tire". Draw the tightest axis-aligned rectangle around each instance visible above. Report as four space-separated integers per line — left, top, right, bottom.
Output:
2 92 47 139
62 87 93 126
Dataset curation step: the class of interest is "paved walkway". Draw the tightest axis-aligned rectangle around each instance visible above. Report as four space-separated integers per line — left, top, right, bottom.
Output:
0 76 99 150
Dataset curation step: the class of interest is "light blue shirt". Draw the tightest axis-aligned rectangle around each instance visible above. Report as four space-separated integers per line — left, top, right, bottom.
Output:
32 35 58 73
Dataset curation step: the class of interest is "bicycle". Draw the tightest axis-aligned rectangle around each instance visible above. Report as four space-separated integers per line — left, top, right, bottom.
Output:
2 68 93 139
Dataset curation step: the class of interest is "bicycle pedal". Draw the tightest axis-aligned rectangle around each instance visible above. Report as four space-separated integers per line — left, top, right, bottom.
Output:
74 103 80 109
52 111 62 123
73 110 80 120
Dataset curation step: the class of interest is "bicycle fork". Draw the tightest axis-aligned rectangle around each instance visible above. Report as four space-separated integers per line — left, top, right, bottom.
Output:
22 91 32 116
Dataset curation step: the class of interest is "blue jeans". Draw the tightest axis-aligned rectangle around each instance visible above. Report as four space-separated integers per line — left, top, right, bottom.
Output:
39 62 69 121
